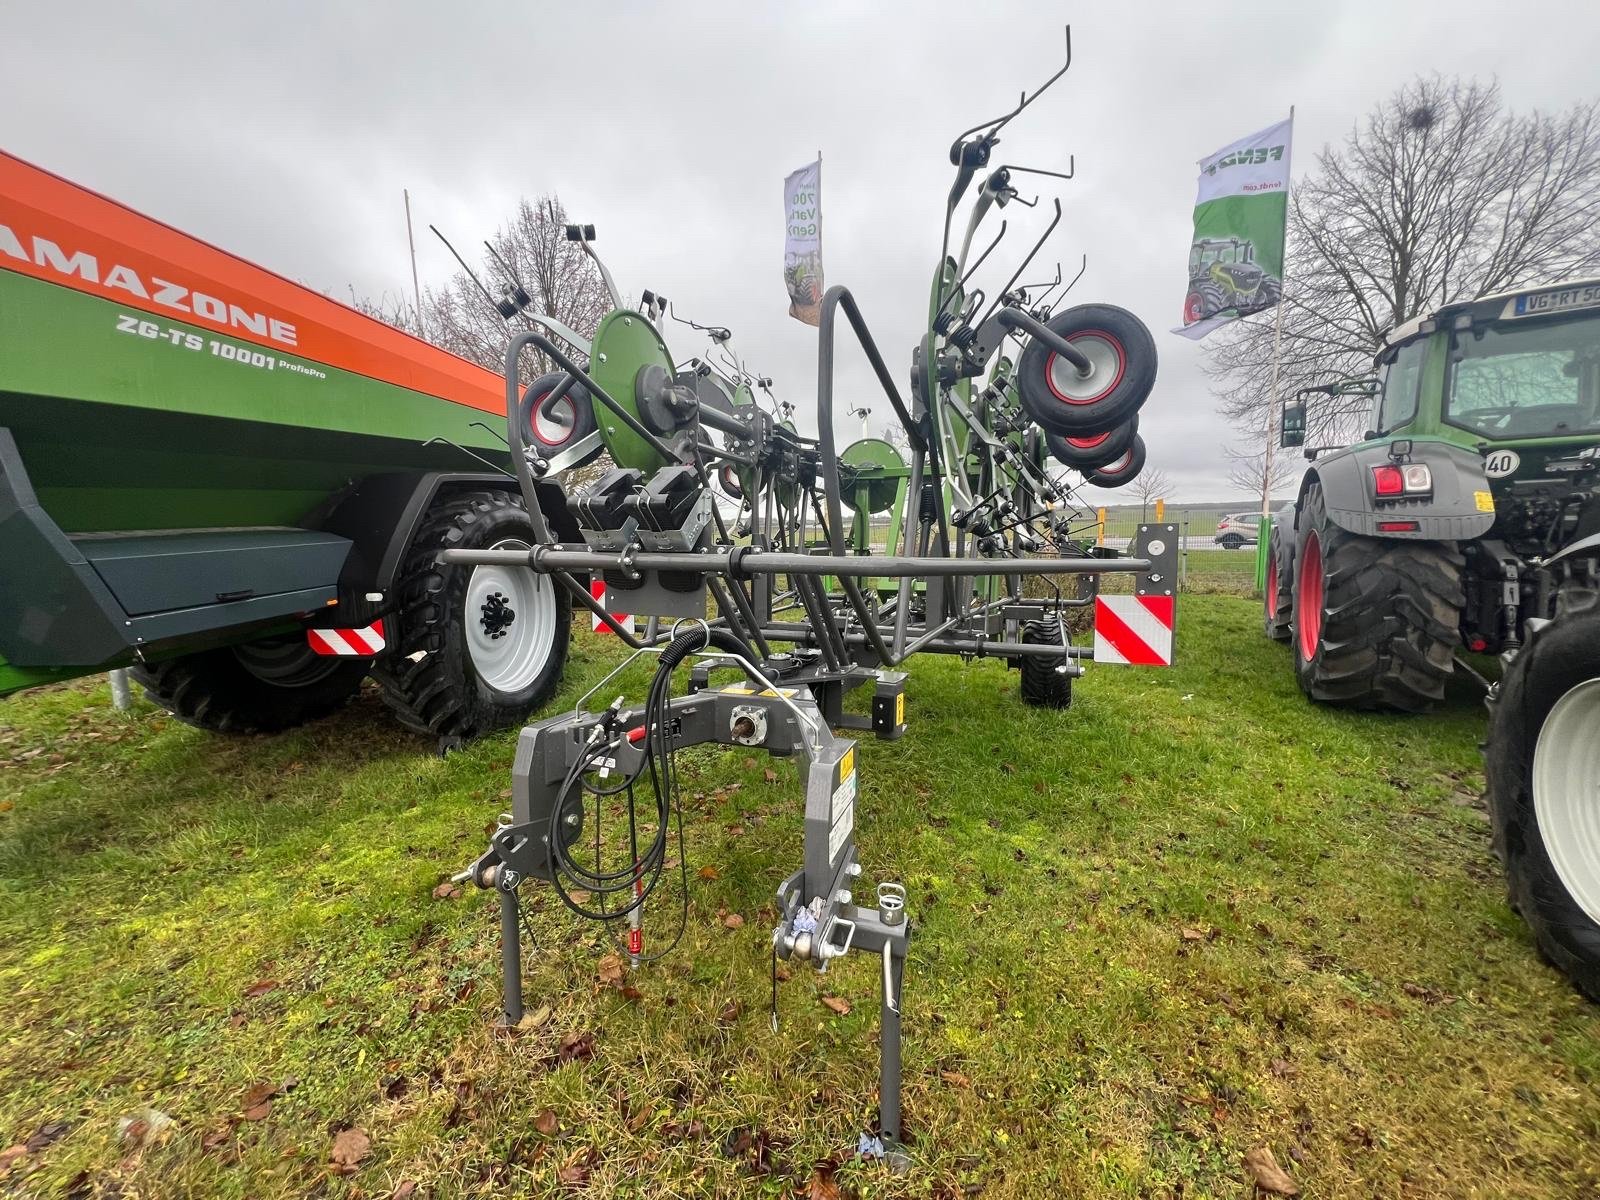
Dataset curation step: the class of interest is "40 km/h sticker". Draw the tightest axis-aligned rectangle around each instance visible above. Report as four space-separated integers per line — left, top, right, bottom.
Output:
1484 449 1520 479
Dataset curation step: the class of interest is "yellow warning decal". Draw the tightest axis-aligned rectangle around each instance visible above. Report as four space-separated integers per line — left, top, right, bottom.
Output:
839 747 855 781
1475 491 1495 513
895 693 905 725
720 684 797 698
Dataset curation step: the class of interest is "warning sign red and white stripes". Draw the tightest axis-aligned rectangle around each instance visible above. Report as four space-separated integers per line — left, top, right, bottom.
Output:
590 579 633 635
1093 595 1174 666
307 619 386 657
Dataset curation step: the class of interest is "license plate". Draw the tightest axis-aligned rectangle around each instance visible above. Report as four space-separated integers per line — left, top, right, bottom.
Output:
1512 283 1600 318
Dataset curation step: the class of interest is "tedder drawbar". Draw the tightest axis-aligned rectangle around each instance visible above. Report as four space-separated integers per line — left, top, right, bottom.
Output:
444 32 1178 1153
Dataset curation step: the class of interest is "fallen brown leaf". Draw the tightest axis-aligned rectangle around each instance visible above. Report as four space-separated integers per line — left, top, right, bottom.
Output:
1180 927 1207 942
773 963 791 982
431 881 462 900
1269 1057 1297 1078
329 1128 371 1174
1243 1145 1299 1195
717 1000 741 1026
242 980 280 999
722 913 745 930
821 995 851 1016
392 1183 418 1200
697 865 720 881
939 1069 971 1088
519 1004 553 1031
807 1159 844 1200
535 1107 559 1136
763 768 778 783
597 954 625 988
0 1145 26 1172
557 1031 596 1064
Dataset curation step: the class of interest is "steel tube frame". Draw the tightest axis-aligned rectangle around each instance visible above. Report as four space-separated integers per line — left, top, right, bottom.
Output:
441 546 1148 578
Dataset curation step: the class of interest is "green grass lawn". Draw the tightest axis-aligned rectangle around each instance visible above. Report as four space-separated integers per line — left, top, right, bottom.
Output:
3 594 1598 1198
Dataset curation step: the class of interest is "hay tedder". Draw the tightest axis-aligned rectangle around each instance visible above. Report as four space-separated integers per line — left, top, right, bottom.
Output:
444 31 1178 1152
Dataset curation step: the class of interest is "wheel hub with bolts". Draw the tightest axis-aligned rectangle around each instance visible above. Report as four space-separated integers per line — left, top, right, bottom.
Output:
480 592 516 640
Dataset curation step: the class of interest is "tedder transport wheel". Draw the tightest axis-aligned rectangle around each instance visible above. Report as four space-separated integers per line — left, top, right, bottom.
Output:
373 489 570 740
1290 480 1462 712
1045 415 1139 471
1263 520 1293 641
1486 599 1600 1001
520 371 598 459
1015 304 1157 437
131 636 368 734
1083 435 1147 489
1018 618 1073 709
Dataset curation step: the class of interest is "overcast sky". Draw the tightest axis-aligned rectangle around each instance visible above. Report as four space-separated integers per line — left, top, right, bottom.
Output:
8 1 1599 502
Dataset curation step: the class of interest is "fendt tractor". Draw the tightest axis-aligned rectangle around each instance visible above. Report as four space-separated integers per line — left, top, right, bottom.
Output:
1264 279 1600 998
0 152 598 741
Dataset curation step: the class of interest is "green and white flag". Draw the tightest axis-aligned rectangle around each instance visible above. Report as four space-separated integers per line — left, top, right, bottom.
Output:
783 158 823 326
1173 117 1292 341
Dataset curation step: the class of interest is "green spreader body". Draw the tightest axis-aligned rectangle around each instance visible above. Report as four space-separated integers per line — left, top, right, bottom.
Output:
0 152 521 696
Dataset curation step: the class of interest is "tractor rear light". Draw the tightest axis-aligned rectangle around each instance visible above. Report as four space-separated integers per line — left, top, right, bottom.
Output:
1401 464 1432 494
1372 465 1404 496
1377 520 1420 532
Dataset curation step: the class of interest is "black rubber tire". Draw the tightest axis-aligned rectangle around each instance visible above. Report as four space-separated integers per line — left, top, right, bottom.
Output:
1083 436 1147 489
1263 520 1293 642
1486 599 1600 1002
371 489 571 740
1290 481 1463 712
1045 415 1139 470
131 637 368 734
1220 534 1244 550
1016 304 1157 437
519 371 597 458
1018 619 1073 709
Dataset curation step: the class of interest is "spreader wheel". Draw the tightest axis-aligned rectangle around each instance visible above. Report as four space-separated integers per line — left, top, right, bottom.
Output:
1016 303 1157 437
519 371 598 460
372 489 570 740
131 636 368 734
1045 415 1139 471
1082 436 1147 489
1018 619 1073 709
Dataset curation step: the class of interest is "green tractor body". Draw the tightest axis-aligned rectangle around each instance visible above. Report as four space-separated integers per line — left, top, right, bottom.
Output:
1268 279 1600 1001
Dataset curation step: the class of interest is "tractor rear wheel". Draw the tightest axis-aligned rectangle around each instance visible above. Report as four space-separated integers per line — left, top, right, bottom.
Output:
372 489 570 740
1018 618 1073 709
131 636 369 734
1263 521 1293 642
1486 597 1600 1001
1290 481 1462 712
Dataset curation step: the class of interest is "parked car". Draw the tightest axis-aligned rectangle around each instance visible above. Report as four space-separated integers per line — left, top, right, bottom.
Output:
1214 511 1263 549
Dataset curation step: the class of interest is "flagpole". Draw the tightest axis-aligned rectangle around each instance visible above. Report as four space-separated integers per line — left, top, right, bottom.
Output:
404 188 424 339
1261 105 1294 519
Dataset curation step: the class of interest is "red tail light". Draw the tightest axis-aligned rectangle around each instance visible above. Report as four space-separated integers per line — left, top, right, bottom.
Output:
1372 465 1404 496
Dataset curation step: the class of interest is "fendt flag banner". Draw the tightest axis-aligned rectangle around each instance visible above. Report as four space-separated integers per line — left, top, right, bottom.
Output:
783 159 823 326
1173 117 1292 341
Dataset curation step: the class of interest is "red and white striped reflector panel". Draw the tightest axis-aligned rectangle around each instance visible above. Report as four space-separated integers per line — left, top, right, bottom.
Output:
590 579 633 635
307 619 386 657
1093 595 1174 666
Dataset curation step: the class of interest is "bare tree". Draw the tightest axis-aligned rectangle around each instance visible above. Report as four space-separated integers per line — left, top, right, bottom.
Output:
353 195 610 380
1225 444 1298 509
1208 77 1600 444
1130 466 1173 520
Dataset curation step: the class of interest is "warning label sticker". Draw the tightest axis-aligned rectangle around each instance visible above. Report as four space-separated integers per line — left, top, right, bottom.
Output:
829 765 857 864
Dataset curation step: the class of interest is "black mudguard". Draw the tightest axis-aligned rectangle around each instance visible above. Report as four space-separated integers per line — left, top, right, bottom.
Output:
1302 440 1495 542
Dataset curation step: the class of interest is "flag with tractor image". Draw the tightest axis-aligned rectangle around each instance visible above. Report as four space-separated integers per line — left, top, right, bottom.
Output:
783 158 823 326
1173 116 1292 341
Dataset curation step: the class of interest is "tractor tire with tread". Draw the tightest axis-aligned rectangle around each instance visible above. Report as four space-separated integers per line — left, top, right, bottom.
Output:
131 638 368 734
1290 481 1463 712
1263 521 1293 641
1018 618 1073 709
1486 597 1600 1002
372 489 570 740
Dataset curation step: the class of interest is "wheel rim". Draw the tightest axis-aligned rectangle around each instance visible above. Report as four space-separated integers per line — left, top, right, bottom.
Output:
1296 530 1324 662
233 635 349 689
1045 330 1126 406
465 538 558 694
1183 293 1202 323
1534 678 1600 925
1066 431 1109 449
533 393 578 446
1265 548 1278 621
